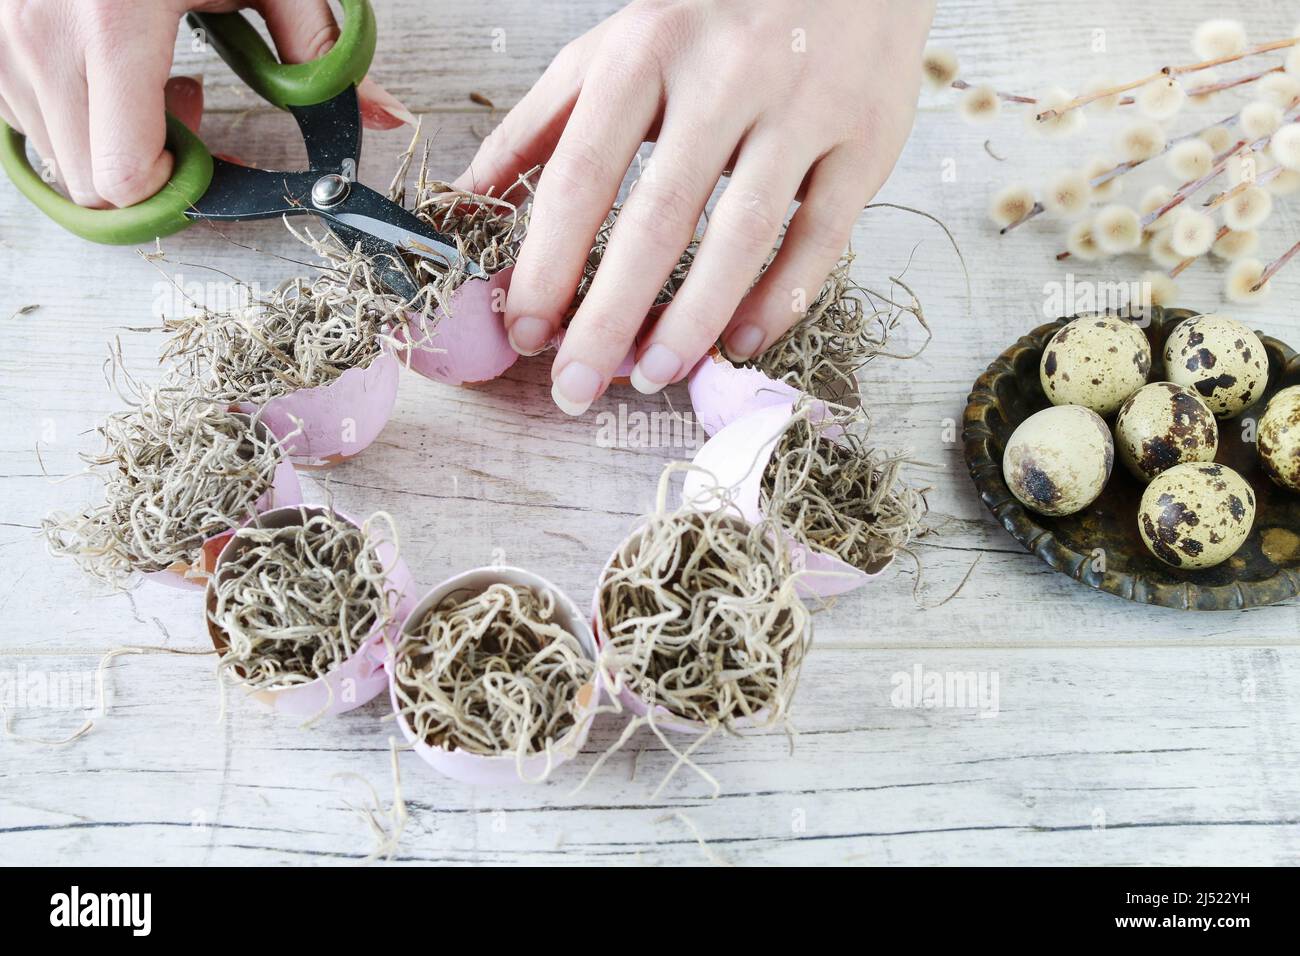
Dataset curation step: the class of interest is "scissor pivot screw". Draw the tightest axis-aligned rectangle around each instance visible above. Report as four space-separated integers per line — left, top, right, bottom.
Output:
311 173 351 209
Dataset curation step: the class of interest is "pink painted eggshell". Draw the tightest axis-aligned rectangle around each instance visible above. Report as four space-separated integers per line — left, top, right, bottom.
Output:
391 565 600 786
687 348 800 437
146 426 303 592
238 351 400 468
207 505 417 719
398 269 519 385
682 401 886 598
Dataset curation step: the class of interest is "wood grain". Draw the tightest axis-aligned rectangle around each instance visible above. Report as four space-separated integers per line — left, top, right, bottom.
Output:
2 0 1299 866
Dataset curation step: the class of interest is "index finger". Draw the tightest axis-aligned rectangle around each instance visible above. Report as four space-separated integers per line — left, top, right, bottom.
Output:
503 50 660 367
84 17 176 207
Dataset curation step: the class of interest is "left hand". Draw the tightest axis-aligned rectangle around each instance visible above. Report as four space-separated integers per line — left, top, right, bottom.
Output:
455 0 933 415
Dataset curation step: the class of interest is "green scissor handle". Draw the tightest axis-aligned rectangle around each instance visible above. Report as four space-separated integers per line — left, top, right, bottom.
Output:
0 116 213 245
0 0 376 246
187 0 376 110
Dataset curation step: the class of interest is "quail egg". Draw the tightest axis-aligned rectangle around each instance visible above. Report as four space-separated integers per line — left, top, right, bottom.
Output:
1003 404 1114 516
1138 462 1255 569
1114 382 1219 482
1163 314 1267 418
1040 314 1152 416
1257 385 1300 492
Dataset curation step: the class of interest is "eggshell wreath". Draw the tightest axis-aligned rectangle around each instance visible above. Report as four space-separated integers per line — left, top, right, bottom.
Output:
41 147 932 792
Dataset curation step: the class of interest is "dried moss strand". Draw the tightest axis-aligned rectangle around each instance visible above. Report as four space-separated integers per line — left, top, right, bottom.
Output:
599 468 811 734
42 374 284 587
761 402 930 574
210 510 393 692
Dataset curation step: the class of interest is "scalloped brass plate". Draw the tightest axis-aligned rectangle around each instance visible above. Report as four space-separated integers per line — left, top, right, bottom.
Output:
962 307 1300 611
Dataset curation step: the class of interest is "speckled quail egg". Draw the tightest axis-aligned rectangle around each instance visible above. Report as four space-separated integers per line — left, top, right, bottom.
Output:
1114 382 1219 483
1003 405 1114 516
1163 314 1267 418
1257 385 1300 492
1138 462 1255 569
1040 315 1152 416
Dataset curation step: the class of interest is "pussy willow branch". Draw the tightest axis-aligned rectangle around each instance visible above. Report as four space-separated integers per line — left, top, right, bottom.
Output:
950 79 1037 104
1169 225 1230 278
1055 121 1287 262
1003 103 1256 236
1202 162 1285 207
1252 236 1300 290
1036 37 1300 120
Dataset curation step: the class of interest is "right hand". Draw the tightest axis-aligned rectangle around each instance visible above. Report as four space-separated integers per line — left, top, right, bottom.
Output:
0 0 409 209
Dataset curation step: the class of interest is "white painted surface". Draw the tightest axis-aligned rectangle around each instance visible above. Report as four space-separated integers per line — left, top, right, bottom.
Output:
1 0 1297 865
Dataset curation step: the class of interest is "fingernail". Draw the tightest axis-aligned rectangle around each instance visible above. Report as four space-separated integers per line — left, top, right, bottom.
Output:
508 316 552 356
358 76 416 129
551 362 603 416
630 344 683 395
164 76 205 131
726 324 766 361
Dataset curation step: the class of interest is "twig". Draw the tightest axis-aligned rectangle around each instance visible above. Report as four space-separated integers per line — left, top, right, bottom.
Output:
1202 163 1284 206
951 78 1037 104
1003 105 1249 236
1252 237 1300 291
1035 37 1299 121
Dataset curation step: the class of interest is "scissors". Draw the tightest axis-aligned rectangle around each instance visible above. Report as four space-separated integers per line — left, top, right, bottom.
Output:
0 0 477 300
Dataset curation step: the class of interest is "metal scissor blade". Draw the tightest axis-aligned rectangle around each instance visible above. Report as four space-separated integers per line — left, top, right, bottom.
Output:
317 181 486 280
325 221 422 301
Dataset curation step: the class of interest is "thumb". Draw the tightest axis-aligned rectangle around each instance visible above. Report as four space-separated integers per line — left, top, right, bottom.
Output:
164 76 205 133
254 0 411 129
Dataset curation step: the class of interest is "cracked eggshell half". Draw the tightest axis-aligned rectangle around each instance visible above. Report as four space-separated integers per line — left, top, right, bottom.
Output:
396 268 519 386
390 566 600 786
147 418 303 591
687 348 801 437
681 400 884 598
206 505 418 719
236 350 400 469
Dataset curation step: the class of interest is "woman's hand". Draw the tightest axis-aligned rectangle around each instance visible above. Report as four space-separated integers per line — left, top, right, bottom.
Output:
0 0 408 210
457 0 934 415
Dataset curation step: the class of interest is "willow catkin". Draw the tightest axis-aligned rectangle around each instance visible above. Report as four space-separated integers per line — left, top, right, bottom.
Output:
42 381 284 588
210 510 394 691
392 583 595 777
761 403 929 574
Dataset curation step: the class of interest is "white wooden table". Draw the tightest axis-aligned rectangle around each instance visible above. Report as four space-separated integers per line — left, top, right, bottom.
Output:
2 0 1298 866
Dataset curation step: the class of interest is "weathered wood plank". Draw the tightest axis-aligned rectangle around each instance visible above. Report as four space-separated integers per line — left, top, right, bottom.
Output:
1 645 1296 865
3 0 1300 866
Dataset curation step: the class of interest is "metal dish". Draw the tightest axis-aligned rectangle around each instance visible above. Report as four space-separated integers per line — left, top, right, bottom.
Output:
963 307 1300 610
